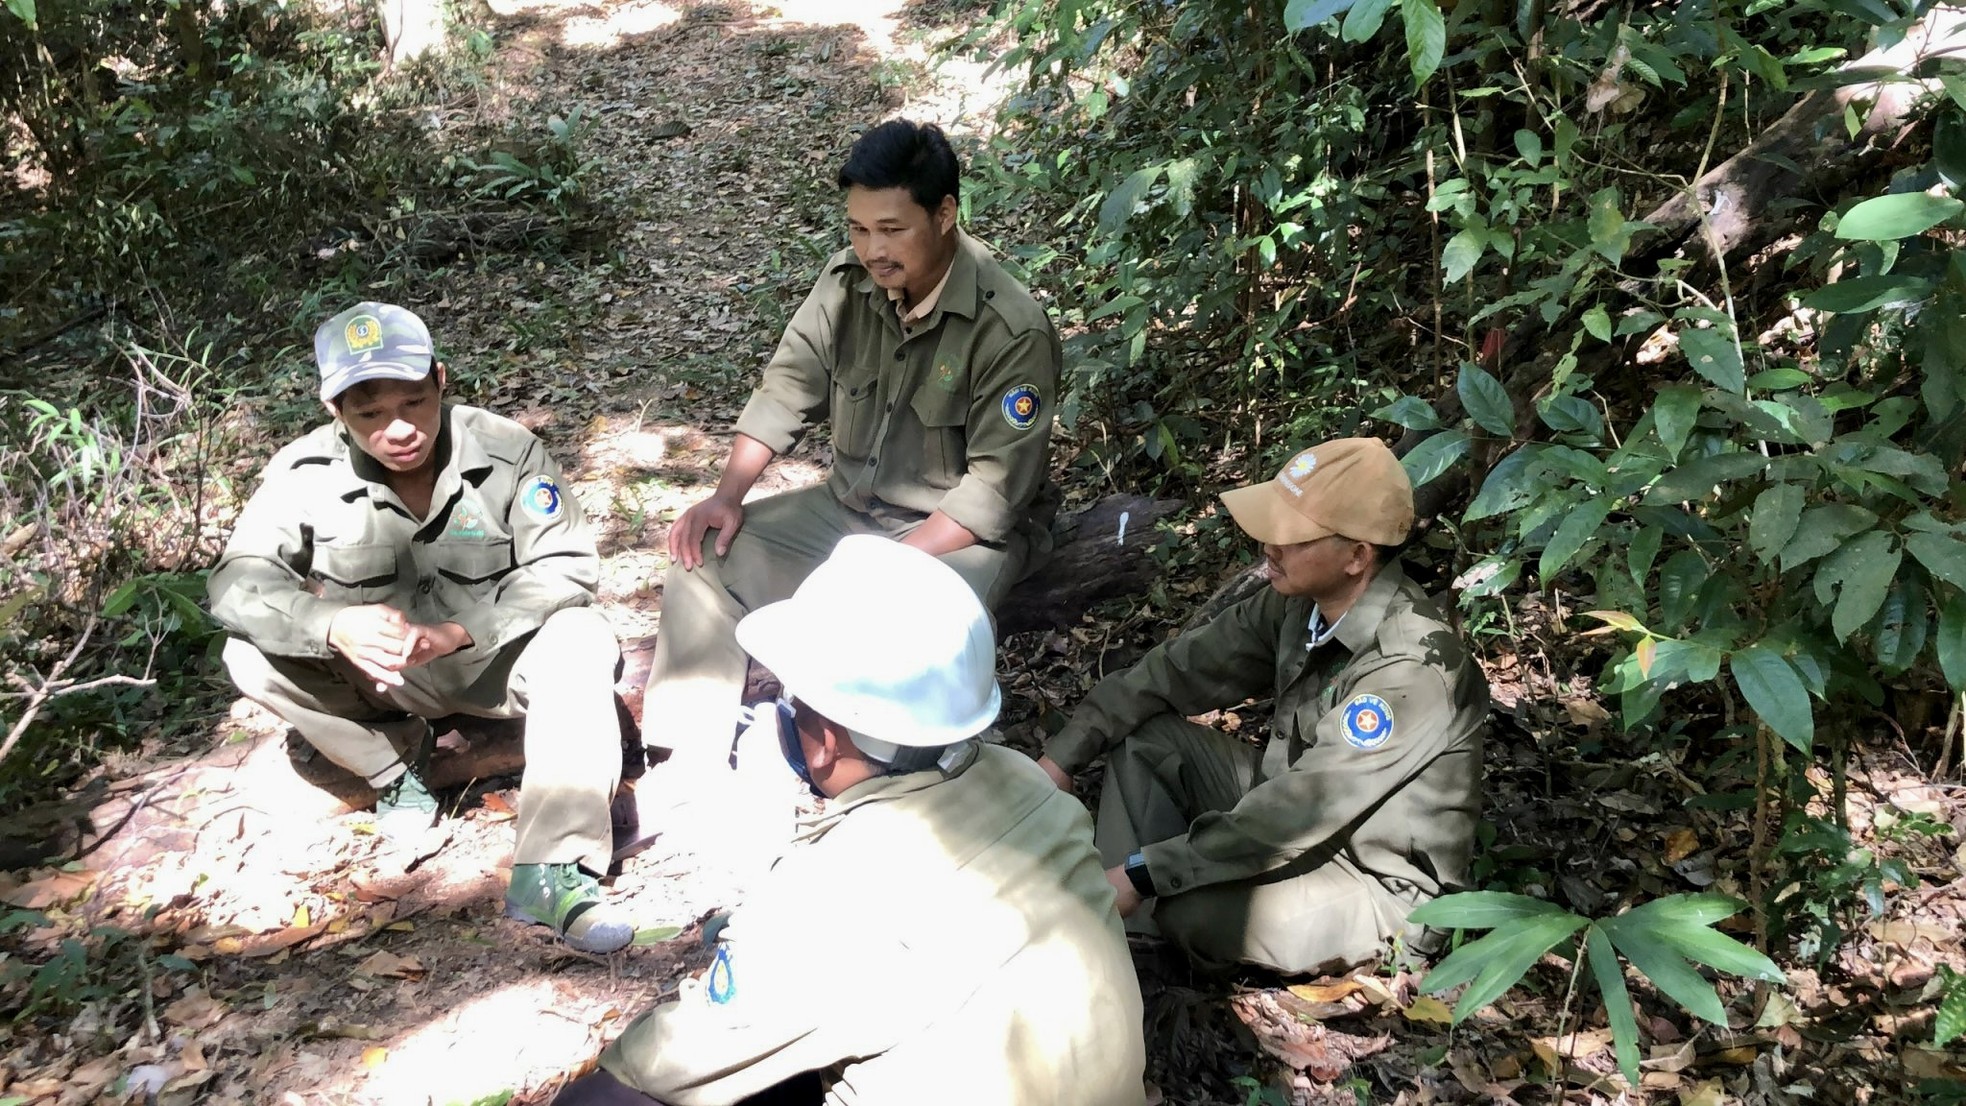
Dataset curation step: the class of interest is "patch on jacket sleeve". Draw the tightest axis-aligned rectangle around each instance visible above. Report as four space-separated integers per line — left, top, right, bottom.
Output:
520 475 563 521
1000 383 1041 430
1341 694 1394 750
707 945 737 1005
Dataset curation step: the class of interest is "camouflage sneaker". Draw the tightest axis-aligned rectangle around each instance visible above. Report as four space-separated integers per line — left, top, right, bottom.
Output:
374 766 438 835
505 863 632 954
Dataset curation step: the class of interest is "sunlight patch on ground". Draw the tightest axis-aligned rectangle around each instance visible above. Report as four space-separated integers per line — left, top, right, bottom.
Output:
357 978 613 1102
485 0 683 49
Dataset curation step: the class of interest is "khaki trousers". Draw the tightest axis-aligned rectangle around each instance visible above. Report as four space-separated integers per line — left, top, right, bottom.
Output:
1096 714 1428 975
222 607 622 875
641 486 1026 763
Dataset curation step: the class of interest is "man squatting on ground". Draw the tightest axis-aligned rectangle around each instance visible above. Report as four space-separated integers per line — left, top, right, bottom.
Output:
208 303 637 954
641 119 1059 771
1038 438 1490 975
555 537 1147 1106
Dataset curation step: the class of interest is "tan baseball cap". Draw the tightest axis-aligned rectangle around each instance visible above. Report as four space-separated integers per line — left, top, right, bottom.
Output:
1219 438 1415 546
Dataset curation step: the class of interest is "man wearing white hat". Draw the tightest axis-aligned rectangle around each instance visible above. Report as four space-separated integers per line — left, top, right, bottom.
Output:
210 302 638 954
1036 438 1488 974
555 536 1145 1106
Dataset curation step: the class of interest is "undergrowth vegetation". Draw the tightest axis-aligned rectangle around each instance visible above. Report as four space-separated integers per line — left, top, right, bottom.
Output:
962 0 1966 1085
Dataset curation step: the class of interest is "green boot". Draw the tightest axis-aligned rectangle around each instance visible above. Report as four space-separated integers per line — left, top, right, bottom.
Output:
374 766 438 835
505 863 632 954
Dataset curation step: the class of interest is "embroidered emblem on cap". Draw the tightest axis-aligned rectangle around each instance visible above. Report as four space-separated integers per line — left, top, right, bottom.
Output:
1341 693 1394 750
707 946 737 1005
345 314 385 354
1288 453 1317 480
1001 383 1041 430
520 475 563 521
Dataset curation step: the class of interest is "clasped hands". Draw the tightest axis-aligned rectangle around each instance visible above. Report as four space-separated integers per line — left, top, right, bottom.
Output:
328 604 471 693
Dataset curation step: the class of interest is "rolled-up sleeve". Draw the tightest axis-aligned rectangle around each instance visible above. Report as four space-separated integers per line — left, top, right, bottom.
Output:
934 326 1060 541
732 266 848 455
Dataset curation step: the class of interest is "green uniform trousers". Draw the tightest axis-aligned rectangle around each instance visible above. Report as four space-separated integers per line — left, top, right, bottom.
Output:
221 606 622 876
643 486 1026 763
1097 714 1431 975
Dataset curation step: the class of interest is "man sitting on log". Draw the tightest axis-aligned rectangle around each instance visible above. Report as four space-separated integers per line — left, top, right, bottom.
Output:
556 536 1146 1106
208 302 638 954
1035 438 1489 975
643 118 1059 772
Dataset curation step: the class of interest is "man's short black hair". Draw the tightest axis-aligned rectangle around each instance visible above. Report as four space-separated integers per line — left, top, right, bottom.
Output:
837 119 960 212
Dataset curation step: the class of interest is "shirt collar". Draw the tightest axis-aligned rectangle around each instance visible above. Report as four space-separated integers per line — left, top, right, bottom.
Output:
791 740 980 842
1331 563 1408 653
888 255 955 323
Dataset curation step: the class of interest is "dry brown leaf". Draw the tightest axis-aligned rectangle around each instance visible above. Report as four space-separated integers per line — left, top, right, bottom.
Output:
1708 1044 1758 1065
1530 1028 1614 1075
355 949 426 979
163 988 227 1029
1663 827 1700 864
1643 1040 1697 1073
0 868 97 909
1642 1071 1686 1090
1564 698 1612 729
1678 1077 1725 1106
1288 978 1362 1004
1403 995 1455 1025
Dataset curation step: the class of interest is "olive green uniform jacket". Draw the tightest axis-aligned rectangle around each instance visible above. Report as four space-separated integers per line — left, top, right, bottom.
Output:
600 744 1147 1106
1044 566 1487 943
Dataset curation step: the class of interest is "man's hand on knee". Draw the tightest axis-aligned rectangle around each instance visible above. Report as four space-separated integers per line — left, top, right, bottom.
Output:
667 494 745 571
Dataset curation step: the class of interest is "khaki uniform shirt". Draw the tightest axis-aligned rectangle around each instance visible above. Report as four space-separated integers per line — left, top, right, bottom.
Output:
732 232 1060 544
1045 566 1487 903
600 744 1146 1106
208 404 599 688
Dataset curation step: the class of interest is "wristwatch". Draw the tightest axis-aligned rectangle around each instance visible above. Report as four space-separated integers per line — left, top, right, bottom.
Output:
1123 851 1156 898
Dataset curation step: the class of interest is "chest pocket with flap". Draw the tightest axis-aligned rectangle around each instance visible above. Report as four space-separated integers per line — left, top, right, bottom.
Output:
311 543 400 602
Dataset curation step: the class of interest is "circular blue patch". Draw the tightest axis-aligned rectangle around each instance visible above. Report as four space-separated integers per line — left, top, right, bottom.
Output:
1000 383 1041 431
520 475 563 521
1341 694 1394 750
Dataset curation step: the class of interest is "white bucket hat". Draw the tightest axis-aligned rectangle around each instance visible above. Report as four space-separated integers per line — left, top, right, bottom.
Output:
735 535 1001 747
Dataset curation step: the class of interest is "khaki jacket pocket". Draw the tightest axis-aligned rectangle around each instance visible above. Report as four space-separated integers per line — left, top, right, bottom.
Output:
435 539 513 585
910 386 968 490
831 365 881 462
311 543 400 603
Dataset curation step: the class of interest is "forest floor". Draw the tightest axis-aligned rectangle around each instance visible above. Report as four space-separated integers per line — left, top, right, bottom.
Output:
2 1 1965 1104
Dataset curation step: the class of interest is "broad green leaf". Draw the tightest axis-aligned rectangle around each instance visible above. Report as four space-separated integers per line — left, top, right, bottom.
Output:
1940 592 1966 692
1652 385 1702 458
1588 188 1629 265
1907 530 1966 590
1731 645 1813 752
1586 927 1643 1089
1582 303 1612 341
1617 892 1748 931
1097 167 1163 234
1748 483 1805 564
1466 446 1545 520
1402 429 1470 487
1442 228 1484 283
1404 0 1447 86
1937 969 1966 1047
1657 550 1708 629
1409 890 1573 929
1539 395 1602 438
1627 525 1663 585
1458 363 1515 437
1749 367 1814 391
1374 395 1443 430
1836 193 1965 241
1598 921 1728 1026
1800 273 1935 313
1513 129 1544 167
1938 114 1966 190
1648 921 1787 984
1873 577 1927 675
1679 326 1745 393
1582 609 1647 633
1422 914 1590 1019
1779 504 1878 572
1284 0 1358 30
1644 452 1766 504
4 0 35 27
1814 530 1899 641
1342 0 1395 41
1541 497 1613 581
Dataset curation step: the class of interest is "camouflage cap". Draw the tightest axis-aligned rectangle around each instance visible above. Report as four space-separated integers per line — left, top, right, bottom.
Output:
314 302 434 402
